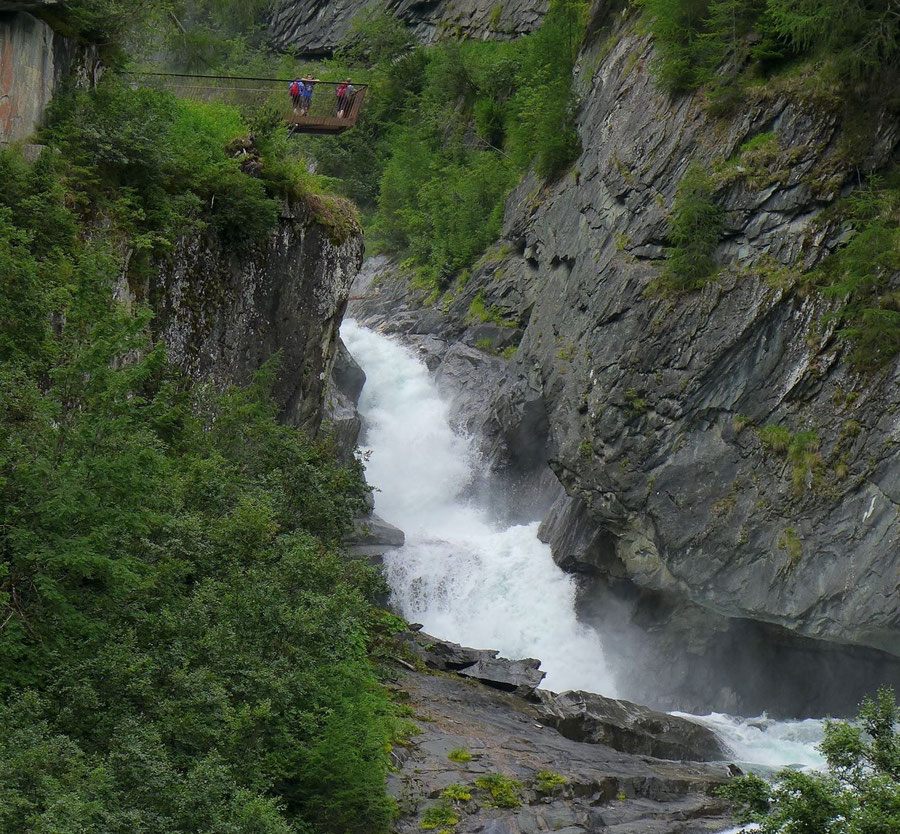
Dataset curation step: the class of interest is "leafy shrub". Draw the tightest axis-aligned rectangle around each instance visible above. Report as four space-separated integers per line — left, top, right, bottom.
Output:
659 163 723 291
448 747 473 763
475 773 522 808
0 143 393 834
41 80 333 253
718 688 900 831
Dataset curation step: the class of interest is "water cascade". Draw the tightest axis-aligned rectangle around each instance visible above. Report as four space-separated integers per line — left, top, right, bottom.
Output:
341 320 826 770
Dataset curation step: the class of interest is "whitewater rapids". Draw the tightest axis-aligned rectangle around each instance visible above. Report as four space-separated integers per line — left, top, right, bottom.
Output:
341 319 827 771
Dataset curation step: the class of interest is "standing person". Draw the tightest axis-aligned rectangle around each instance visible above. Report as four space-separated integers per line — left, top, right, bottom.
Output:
289 78 301 114
299 75 318 117
336 78 356 118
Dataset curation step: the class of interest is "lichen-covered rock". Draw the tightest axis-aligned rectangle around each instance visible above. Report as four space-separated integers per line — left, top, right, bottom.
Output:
268 0 548 56
149 199 363 433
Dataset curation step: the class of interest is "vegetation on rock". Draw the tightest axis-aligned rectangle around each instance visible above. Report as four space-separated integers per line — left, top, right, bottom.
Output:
305 0 589 289
0 60 392 834
657 163 723 292
639 0 900 95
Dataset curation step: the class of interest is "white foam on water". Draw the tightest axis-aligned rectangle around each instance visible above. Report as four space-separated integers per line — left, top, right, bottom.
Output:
674 712 827 771
342 320 828 771
342 320 616 695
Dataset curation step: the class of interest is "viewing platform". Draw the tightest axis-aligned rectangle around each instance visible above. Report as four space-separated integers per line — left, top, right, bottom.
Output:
123 72 367 135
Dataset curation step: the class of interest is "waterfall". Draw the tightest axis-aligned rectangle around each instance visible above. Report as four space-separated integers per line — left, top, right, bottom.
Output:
341 319 827 770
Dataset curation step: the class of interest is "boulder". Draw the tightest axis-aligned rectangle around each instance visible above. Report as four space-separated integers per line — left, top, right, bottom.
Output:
401 630 499 670
344 512 405 561
458 656 546 697
536 690 729 762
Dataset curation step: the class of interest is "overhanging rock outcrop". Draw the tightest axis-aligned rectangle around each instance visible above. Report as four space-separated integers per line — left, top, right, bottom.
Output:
146 199 363 434
268 0 548 55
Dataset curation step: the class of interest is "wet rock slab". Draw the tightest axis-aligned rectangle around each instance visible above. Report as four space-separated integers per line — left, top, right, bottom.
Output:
535 690 729 762
389 668 736 834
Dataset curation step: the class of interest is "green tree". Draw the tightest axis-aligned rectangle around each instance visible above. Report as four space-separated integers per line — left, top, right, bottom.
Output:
719 688 900 832
660 162 723 290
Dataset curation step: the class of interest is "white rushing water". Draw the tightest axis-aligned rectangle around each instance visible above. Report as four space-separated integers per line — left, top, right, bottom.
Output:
675 713 828 771
341 319 827 770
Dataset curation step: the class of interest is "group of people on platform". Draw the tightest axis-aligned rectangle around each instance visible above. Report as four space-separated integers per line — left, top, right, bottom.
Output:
289 75 357 118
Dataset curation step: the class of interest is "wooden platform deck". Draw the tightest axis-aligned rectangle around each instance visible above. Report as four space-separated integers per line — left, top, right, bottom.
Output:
123 72 368 135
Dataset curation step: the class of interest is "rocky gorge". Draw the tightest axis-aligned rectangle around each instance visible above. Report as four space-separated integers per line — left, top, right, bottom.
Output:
3 0 898 830
340 3 900 718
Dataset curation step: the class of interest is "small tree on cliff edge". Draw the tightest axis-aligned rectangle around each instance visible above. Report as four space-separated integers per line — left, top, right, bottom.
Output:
719 686 900 832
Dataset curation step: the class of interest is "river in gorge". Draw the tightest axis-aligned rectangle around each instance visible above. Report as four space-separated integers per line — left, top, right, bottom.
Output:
341 319 828 774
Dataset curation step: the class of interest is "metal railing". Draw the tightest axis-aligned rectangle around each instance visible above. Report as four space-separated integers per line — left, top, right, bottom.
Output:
122 72 367 133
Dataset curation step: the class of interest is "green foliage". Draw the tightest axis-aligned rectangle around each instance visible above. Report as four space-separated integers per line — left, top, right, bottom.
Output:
467 291 519 326
718 688 900 832
35 78 341 256
535 771 567 792
475 773 522 808
759 424 791 453
639 0 900 95
420 798 460 829
41 82 279 250
0 141 393 833
442 784 472 802
777 526 803 569
659 163 723 292
817 176 900 369
448 747 473 763
625 387 648 415
308 1 588 281
759 425 822 492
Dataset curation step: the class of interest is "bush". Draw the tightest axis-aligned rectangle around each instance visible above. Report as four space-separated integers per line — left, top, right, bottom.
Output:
41 79 333 253
0 142 393 834
659 163 723 291
718 688 900 832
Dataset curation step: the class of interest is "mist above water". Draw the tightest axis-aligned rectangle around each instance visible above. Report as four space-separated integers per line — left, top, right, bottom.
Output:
341 320 827 770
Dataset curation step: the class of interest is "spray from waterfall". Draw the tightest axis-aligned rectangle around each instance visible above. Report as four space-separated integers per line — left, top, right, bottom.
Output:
342 319 617 695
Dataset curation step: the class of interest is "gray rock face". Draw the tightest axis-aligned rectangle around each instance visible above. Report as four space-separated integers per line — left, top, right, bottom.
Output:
0 9 100 145
535 690 728 762
344 512 406 560
458 657 546 696
148 199 363 433
348 11 900 715
390 668 736 834
323 337 365 459
268 0 548 55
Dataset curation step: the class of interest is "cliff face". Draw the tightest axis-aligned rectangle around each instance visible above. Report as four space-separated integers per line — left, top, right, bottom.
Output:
349 13 900 715
268 0 547 55
0 2 100 145
147 200 363 434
